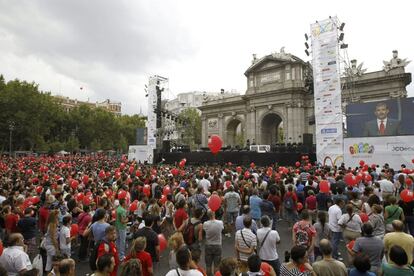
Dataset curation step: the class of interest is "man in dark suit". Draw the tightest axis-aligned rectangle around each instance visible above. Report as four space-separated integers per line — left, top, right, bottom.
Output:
362 102 402 137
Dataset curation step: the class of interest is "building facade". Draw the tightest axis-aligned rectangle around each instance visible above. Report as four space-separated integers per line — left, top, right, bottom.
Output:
53 95 122 115
199 50 411 148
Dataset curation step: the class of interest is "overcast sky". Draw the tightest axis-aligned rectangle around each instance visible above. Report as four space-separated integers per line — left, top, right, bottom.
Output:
0 0 413 114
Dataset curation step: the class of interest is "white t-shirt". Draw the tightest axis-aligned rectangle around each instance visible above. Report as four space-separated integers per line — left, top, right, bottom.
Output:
338 213 362 233
0 246 32 276
257 227 280 261
379 179 394 193
165 268 203 276
328 204 343 232
199 179 211 193
59 225 71 250
0 195 6 204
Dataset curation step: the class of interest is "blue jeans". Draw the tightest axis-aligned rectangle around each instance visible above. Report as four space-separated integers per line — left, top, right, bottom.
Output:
116 229 127 260
331 231 343 259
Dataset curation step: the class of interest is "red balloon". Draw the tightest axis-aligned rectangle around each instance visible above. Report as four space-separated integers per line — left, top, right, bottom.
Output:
179 161 185 168
359 160 365 167
356 173 364 183
42 175 49 181
295 161 300 167
129 166 135 174
31 196 40 205
250 162 255 169
160 195 167 204
143 185 151 197
0 241 3 256
405 178 413 186
297 202 303 211
70 180 79 190
365 174 372 182
35 186 43 194
171 168 179 176
344 173 356 186
129 201 138 212
163 186 171 196
208 194 222 212
319 180 330 193
208 135 223 154
115 171 121 179
120 163 126 170
105 171 111 178
359 213 369 223
82 175 89 184
371 164 377 169
118 190 127 199
70 224 79 237
412 159 414 164
99 170 106 179
244 171 250 179
151 169 157 175
266 168 273 177
401 189 414 203
135 170 142 177
158 234 167 252
403 168 411 174
236 166 242 173
105 189 113 198
76 192 84 202
83 196 92 206
362 164 369 171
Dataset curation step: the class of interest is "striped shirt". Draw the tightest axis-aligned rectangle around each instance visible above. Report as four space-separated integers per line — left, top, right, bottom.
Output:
280 263 312 276
235 228 257 261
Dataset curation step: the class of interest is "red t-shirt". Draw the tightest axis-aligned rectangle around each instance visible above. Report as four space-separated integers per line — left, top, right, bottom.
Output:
124 251 153 276
98 241 120 276
260 262 273 276
5 213 19 233
305 195 317 210
293 220 316 247
174 208 188 229
268 194 281 211
78 212 92 235
39 206 49 233
284 191 298 207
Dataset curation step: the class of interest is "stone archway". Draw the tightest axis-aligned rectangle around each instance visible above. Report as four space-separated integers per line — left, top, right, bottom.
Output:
226 119 243 147
261 113 283 145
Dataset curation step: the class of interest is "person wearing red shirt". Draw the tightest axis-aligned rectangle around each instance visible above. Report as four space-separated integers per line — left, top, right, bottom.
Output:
38 201 50 235
292 210 317 263
268 189 282 229
305 190 317 222
78 205 92 261
124 236 153 276
283 185 298 227
173 200 188 232
4 206 19 235
97 226 119 276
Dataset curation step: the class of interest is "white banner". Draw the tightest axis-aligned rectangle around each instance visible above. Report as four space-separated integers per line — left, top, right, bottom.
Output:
128 145 153 163
311 17 344 166
146 76 158 163
344 136 414 169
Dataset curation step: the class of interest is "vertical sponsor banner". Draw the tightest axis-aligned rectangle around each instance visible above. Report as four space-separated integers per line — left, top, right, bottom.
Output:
146 76 158 163
311 17 344 166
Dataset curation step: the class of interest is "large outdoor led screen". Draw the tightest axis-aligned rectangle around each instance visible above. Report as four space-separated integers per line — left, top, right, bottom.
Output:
345 97 414 137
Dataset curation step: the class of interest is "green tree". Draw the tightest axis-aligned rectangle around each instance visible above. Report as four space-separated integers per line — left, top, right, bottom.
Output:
65 135 80 152
178 108 202 150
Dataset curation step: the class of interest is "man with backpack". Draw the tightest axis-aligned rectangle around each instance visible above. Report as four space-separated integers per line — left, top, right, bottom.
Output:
283 185 298 227
184 208 203 250
91 225 119 276
257 215 281 276
292 210 316 263
203 209 224 276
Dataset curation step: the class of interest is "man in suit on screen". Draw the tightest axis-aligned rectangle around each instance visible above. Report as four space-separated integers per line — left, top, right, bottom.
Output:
362 102 402 137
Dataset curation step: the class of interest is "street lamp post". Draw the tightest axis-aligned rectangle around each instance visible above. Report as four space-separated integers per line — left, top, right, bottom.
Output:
8 120 15 157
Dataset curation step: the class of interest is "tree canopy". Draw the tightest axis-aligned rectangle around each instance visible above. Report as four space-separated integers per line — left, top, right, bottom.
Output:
0 75 145 153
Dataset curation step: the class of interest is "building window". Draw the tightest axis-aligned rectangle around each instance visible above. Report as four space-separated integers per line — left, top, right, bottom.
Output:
285 65 291 80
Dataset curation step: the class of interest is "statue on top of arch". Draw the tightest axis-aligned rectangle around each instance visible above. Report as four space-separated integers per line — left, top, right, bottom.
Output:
383 50 411 72
271 47 296 62
345 59 367 78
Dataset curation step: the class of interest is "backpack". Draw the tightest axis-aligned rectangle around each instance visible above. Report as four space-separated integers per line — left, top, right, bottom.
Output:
183 221 202 246
89 240 109 271
284 195 294 210
295 223 310 248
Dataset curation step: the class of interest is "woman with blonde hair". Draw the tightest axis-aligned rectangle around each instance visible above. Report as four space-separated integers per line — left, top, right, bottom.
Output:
168 232 186 269
44 209 60 272
124 236 153 276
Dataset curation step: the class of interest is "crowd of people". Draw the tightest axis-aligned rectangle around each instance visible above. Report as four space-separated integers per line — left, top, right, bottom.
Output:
0 155 413 276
